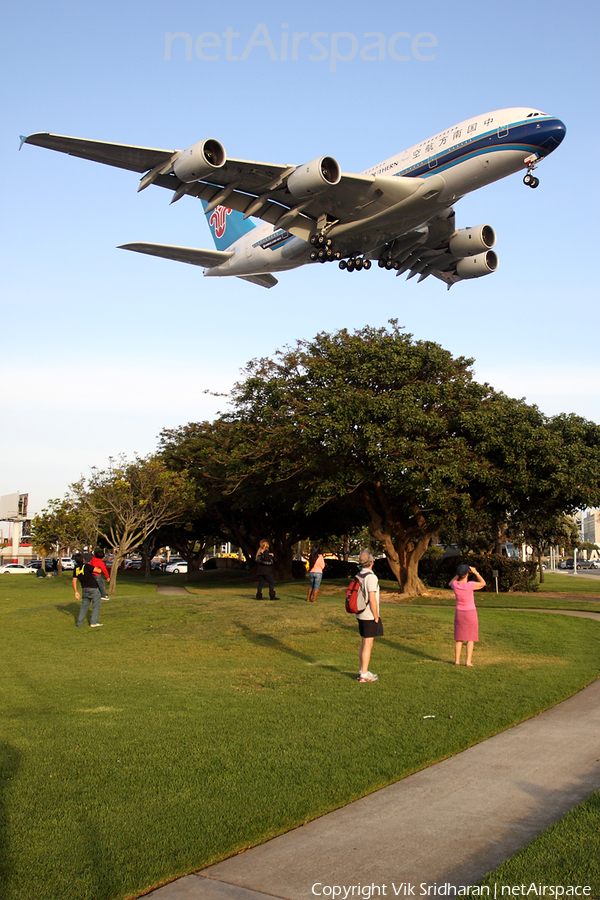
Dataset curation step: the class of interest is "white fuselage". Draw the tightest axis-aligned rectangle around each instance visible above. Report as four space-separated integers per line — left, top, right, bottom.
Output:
204 107 565 280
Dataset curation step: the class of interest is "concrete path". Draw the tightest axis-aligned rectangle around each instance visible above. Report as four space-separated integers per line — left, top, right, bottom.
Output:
144 611 600 900
156 586 191 596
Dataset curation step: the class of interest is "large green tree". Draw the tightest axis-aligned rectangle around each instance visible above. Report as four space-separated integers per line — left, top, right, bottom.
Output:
160 418 365 579
224 323 600 595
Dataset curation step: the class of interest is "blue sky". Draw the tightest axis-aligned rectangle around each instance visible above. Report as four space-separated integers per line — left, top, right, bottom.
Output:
2 0 599 518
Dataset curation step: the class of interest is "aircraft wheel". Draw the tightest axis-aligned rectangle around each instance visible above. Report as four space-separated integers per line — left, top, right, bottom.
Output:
393 261 401 270
363 259 372 270
385 259 394 270
347 260 355 272
310 250 318 261
355 259 364 271
378 258 386 268
318 249 326 260
523 173 533 186
334 251 342 260
310 235 318 246
339 260 347 269
530 177 540 188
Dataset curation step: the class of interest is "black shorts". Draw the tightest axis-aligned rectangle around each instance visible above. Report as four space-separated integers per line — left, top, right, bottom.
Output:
358 617 383 638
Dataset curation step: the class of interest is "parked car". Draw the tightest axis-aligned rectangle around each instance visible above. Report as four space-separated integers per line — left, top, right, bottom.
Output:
165 560 188 574
27 559 43 569
563 558 596 569
61 557 75 570
0 563 35 575
125 559 142 570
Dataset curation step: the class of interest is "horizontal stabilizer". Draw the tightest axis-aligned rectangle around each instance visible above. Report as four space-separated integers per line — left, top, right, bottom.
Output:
236 273 279 289
118 243 233 268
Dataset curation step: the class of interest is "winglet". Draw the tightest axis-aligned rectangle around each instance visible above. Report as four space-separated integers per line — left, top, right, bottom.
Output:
18 135 27 151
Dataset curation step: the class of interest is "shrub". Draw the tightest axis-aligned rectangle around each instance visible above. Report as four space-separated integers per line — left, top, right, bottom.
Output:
419 554 538 593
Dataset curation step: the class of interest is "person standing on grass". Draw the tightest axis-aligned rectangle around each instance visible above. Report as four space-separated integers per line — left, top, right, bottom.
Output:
449 563 486 666
356 549 382 683
73 553 104 628
306 546 325 602
255 539 279 601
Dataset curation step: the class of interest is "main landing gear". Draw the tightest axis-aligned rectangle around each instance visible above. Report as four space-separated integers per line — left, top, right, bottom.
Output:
378 257 401 271
310 233 342 263
339 257 371 272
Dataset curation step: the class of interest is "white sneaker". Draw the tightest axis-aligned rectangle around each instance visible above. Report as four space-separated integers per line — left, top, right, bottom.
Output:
90 623 104 628
358 671 378 683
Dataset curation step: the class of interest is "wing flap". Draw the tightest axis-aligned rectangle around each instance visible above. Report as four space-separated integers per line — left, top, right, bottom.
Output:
118 243 233 268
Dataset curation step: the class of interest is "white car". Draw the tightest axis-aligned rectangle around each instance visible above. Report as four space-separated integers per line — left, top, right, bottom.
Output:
61 557 75 570
165 560 188 574
0 563 35 575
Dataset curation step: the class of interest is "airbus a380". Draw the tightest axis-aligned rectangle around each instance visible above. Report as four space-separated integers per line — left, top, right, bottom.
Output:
23 106 565 289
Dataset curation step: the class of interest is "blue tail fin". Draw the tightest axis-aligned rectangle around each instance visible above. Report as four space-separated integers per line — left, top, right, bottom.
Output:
201 200 256 251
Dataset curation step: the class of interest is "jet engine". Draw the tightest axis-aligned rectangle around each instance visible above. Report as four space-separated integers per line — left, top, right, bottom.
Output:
287 156 341 200
449 225 496 258
456 250 499 279
173 139 227 183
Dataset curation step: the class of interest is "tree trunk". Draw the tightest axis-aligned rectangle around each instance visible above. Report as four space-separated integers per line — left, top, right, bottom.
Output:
342 534 350 562
363 488 434 596
494 523 505 555
271 533 294 580
108 553 125 595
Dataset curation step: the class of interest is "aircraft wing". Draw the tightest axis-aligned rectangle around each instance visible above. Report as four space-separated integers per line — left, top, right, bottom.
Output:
374 209 498 289
118 243 233 268
24 132 176 174
24 133 446 243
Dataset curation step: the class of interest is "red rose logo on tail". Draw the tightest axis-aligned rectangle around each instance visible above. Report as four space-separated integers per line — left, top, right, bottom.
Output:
209 206 232 239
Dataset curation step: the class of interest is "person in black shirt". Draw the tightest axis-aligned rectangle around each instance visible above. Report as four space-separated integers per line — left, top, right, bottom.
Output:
73 553 104 628
255 539 279 600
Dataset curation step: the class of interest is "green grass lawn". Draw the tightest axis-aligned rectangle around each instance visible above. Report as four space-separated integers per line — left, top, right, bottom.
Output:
1 572 600 900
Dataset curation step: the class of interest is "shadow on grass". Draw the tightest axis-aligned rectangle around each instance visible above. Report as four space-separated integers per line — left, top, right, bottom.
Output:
334 620 443 663
55 603 80 625
0 743 20 897
234 621 354 678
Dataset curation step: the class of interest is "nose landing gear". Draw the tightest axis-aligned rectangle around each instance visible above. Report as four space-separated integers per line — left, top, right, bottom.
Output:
523 156 540 188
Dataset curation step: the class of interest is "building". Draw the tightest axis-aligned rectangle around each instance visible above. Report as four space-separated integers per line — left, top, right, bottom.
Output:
583 510 600 545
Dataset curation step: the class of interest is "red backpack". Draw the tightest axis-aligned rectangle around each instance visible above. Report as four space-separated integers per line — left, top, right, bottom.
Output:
345 573 367 614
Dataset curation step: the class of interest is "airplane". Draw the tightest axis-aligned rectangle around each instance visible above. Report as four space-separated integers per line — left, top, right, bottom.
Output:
22 106 565 290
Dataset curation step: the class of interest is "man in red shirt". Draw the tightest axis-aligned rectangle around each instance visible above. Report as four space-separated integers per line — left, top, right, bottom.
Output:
90 548 111 599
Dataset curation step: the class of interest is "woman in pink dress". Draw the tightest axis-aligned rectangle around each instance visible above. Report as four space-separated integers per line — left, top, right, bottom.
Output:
449 564 486 667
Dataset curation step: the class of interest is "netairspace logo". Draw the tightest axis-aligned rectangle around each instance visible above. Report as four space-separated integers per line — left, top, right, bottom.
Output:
165 24 438 72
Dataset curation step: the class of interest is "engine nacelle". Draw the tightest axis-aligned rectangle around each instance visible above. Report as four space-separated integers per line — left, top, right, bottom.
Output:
173 139 226 183
456 250 499 279
287 156 341 200
449 225 496 258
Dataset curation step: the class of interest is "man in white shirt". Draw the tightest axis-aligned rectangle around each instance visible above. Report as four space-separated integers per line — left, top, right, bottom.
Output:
355 549 382 683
